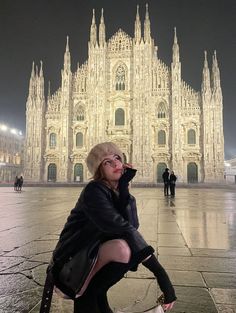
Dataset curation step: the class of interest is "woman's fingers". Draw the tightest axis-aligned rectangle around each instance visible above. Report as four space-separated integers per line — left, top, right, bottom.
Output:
162 301 175 311
123 163 133 169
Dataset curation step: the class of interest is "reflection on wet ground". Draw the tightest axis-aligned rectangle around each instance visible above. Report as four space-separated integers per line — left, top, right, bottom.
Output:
0 186 236 312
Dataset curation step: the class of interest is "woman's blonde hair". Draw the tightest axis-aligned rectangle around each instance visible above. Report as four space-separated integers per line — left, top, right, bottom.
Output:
93 163 106 181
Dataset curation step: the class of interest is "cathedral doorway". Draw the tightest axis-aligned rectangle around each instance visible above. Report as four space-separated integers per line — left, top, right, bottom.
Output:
187 162 198 183
74 163 83 182
157 163 167 182
48 163 57 182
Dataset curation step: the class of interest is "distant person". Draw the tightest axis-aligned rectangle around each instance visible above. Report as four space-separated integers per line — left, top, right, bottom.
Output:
14 176 18 191
169 171 177 197
162 168 170 196
18 176 24 191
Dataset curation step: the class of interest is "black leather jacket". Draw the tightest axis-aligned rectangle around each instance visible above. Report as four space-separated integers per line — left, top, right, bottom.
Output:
53 179 154 269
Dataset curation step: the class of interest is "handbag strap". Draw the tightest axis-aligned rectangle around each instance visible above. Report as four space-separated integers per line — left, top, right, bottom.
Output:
39 271 54 313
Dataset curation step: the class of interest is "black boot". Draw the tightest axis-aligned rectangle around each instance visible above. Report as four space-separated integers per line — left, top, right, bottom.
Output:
73 292 101 313
85 262 130 313
97 293 113 313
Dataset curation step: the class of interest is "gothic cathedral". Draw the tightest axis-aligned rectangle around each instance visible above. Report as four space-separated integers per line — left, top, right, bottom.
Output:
24 5 224 184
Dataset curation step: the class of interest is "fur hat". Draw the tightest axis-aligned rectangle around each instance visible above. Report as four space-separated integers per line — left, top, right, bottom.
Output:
86 142 123 176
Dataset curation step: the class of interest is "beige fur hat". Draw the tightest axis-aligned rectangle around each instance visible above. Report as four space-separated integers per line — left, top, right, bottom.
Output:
86 142 123 176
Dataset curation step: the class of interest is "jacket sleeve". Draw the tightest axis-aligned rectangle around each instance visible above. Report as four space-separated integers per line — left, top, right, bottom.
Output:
83 181 135 235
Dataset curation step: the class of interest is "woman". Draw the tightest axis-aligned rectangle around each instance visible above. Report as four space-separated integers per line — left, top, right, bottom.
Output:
169 171 177 197
51 142 176 313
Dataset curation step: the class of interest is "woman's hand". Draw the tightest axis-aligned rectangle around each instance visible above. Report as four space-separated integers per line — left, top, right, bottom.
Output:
162 301 175 311
123 163 133 170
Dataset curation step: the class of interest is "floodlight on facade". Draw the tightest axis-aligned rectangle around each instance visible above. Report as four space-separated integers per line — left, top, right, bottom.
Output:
10 129 17 135
0 124 8 131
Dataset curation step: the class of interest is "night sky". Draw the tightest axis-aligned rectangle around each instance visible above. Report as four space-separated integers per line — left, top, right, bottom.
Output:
0 0 235 159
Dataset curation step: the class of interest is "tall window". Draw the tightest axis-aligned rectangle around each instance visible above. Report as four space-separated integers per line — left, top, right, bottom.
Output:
48 163 57 181
74 163 83 182
157 102 167 118
157 163 167 183
188 129 196 144
158 130 166 145
76 132 83 147
187 162 198 183
49 133 56 148
76 105 85 121
115 65 125 90
115 108 125 125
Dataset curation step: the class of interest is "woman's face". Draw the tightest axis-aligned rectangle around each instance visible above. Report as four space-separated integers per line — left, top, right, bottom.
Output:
101 154 123 182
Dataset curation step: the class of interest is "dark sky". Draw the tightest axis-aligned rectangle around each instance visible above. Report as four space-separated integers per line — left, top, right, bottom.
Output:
0 0 236 159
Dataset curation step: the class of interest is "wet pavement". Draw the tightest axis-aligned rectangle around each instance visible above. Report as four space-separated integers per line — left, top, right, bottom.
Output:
0 186 236 313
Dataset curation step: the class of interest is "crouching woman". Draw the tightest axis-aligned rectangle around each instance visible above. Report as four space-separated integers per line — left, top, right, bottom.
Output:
48 142 176 313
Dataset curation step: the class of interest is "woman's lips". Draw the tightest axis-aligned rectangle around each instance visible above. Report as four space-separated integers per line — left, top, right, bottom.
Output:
113 169 122 173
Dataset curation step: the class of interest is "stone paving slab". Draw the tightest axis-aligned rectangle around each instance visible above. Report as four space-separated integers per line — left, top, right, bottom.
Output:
159 255 236 273
203 272 236 288
158 247 191 256
0 288 43 313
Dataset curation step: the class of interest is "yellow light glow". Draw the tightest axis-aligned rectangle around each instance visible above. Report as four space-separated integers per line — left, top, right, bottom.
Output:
0 124 8 131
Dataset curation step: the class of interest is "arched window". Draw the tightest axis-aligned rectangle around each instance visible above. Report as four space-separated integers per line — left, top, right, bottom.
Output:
74 163 83 182
76 105 85 121
115 65 126 90
157 102 167 118
48 163 57 182
188 129 196 144
76 132 83 147
158 130 166 145
49 133 56 148
115 108 125 126
157 163 167 183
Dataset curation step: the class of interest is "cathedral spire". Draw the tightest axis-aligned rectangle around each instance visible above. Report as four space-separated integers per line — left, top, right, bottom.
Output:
172 27 180 63
212 50 221 92
31 61 35 78
99 8 106 47
144 3 151 43
201 51 211 92
90 9 97 46
47 80 51 99
134 5 141 44
39 60 43 77
28 61 35 99
63 36 71 72
38 60 44 99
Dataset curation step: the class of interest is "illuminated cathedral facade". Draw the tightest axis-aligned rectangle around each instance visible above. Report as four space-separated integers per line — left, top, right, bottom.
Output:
24 5 224 184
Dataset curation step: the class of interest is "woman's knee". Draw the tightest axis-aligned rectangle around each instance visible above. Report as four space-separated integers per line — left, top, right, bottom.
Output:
113 239 131 263
99 239 131 263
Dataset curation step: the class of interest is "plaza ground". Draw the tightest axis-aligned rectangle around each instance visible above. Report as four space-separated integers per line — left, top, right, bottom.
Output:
0 186 236 312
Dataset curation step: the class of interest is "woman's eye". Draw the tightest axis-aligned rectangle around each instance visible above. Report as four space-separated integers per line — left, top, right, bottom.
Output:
104 160 112 166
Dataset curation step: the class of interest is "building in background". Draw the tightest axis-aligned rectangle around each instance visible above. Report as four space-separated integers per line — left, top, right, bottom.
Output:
24 5 224 184
0 123 24 183
224 159 236 184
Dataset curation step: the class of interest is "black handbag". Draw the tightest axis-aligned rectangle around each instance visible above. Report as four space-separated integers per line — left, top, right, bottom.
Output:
52 240 100 299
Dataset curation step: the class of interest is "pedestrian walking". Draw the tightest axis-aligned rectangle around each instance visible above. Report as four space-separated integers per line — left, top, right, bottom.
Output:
162 168 170 196
169 171 177 197
18 176 24 191
42 142 176 313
